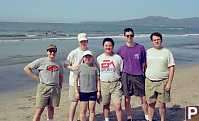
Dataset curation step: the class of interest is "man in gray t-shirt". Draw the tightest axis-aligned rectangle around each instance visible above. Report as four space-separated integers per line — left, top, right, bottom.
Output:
24 44 63 121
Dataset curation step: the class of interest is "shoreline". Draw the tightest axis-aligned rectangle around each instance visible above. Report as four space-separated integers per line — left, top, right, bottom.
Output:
0 64 199 121
1 33 199 43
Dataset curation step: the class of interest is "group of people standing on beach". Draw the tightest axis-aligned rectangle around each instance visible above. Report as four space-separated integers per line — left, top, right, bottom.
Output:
24 27 175 121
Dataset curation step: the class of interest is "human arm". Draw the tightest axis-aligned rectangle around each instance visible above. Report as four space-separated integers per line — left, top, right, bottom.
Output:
64 51 80 71
24 65 39 81
142 62 147 74
64 63 79 71
75 73 80 100
165 65 175 91
58 64 64 88
96 75 101 99
142 46 147 74
59 74 64 88
165 50 175 91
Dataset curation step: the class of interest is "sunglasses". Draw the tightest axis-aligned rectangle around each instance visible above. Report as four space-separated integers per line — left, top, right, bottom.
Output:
47 48 57 53
125 34 134 38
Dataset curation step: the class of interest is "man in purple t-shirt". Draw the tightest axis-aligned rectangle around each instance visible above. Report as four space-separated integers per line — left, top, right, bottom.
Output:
117 28 148 121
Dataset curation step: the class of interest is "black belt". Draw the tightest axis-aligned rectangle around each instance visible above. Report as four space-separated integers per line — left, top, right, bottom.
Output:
147 78 166 82
150 80 162 82
40 82 57 86
101 80 119 83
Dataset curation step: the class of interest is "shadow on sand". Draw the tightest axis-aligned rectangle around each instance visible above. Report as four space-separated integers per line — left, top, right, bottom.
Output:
96 105 184 121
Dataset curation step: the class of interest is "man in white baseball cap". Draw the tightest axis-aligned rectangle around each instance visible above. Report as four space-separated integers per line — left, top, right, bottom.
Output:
64 32 90 121
78 33 88 42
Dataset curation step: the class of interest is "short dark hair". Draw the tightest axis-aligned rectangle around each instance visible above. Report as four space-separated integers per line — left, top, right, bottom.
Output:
102 38 114 47
124 28 134 36
150 32 162 41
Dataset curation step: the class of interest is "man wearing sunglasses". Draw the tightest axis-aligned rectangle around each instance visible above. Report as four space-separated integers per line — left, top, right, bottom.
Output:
24 44 63 121
64 33 90 121
117 28 148 121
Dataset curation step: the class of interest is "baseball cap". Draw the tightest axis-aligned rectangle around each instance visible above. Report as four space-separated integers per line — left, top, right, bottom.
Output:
77 33 88 42
47 44 57 50
83 50 93 57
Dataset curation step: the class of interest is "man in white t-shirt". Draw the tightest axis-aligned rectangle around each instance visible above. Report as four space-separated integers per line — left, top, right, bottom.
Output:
97 38 123 121
145 32 175 121
64 33 90 121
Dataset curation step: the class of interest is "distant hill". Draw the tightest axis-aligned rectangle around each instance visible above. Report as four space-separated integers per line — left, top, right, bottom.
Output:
81 16 199 28
119 16 199 28
78 16 199 34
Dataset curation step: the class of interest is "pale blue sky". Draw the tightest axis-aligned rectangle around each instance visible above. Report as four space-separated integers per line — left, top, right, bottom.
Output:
0 0 198 23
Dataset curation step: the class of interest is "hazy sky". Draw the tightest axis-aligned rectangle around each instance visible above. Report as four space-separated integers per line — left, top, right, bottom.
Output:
0 0 198 23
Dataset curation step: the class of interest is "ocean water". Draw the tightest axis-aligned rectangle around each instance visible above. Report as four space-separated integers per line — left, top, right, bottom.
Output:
0 22 199 94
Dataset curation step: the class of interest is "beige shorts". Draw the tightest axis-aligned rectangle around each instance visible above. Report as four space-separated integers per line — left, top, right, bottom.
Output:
68 86 78 102
101 81 123 105
36 83 61 108
146 78 170 103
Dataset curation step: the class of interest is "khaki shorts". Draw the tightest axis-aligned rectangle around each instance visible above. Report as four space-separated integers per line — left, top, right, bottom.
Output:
68 86 78 102
101 81 123 105
146 78 170 103
36 83 61 108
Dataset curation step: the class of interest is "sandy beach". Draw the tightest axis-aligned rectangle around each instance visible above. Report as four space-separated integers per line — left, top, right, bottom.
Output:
0 64 199 121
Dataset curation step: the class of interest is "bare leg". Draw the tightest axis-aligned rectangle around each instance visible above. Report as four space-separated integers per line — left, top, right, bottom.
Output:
125 96 132 120
33 107 45 121
69 101 78 121
88 101 96 121
140 96 148 119
159 102 166 121
103 103 110 120
114 102 123 121
148 102 156 121
80 101 88 121
47 106 54 120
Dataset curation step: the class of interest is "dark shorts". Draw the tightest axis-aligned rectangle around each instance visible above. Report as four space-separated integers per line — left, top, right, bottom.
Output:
79 91 97 101
121 72 145 96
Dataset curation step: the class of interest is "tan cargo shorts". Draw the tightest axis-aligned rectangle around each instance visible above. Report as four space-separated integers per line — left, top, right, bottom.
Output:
101 81 123 105
68 85 79 102
146 78 170 103
36 83 61 108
